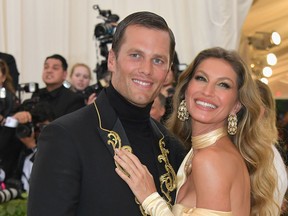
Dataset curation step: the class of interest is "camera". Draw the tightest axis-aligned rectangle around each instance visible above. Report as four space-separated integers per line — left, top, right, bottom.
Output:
16 122 35 138
93 5 119 86
15 99 54 139
18 82 39 93
93 5 119 44
82 84 102 100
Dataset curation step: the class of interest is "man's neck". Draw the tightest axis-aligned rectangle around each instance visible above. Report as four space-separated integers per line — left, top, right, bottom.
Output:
46 83 63 92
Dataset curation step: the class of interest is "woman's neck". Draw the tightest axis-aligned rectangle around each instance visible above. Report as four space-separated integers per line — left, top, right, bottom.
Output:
191 127 227 150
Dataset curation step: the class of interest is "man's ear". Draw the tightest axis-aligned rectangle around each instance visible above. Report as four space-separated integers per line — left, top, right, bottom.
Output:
107 50 116 72
63 71 67 80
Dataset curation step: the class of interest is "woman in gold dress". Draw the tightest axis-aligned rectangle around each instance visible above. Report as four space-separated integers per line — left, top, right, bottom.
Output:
114 47 278 216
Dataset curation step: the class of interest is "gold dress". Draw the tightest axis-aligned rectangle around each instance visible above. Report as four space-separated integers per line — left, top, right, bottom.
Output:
142 128 233 216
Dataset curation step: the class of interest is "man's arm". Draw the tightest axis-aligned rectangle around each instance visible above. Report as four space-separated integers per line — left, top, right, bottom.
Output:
28 122 81 216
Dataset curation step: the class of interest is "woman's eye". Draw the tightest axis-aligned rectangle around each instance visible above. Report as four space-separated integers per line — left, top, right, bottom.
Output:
219 82 230 89
194 75 206 81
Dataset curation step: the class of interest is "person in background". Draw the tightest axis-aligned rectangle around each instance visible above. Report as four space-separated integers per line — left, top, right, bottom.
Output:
28 11 186 216
69 63 97 105
31 54 85 120
150 93 166 123
0 111 32 183
0 52 20 90
161 53 180 124
114 47 279 215
255 79 288 214
16 102 54 192
281 111 288 158
0 101 54 193
0 59 19 119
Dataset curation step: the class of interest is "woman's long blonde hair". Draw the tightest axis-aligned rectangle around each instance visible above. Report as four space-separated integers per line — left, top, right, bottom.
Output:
166 47 278 215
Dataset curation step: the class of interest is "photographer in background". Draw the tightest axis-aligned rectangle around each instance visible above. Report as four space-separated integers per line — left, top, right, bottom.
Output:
68 63 97 105
0 101 54 193
16 101 54 192
31 54 85 120
0 110 32 191
0 111 31 203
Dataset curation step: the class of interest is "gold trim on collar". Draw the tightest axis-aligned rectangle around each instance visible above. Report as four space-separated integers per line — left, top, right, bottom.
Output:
93 102 132 174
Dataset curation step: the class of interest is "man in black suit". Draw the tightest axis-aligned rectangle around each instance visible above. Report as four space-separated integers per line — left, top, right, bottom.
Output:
0 52 20 90
31 54 85 120
28 11 185 216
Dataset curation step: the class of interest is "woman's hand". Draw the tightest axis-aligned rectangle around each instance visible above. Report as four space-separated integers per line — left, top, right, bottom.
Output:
114 149 157 203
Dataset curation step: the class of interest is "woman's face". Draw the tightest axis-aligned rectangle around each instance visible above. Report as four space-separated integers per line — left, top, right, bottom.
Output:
185 57 241 130
70 66 91 91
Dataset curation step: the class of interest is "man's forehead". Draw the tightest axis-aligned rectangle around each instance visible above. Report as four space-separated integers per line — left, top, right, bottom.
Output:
45 58 62 66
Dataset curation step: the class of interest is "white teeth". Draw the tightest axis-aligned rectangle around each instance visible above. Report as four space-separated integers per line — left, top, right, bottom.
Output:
133 79 151 86
196 100 216 109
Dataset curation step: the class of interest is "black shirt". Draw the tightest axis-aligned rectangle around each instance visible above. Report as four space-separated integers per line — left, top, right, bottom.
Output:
107 84 162 191
32 85 85 120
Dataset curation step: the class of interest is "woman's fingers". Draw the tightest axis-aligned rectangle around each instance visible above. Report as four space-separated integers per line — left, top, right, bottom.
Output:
114 149 140 179
114 148 157 203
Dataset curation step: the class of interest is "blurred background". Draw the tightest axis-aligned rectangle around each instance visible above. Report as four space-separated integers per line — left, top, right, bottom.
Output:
0 0 287 99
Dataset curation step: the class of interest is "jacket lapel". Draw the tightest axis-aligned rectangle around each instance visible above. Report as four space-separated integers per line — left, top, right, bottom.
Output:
93 91 131 156
150 119 177 207
94 90 177 210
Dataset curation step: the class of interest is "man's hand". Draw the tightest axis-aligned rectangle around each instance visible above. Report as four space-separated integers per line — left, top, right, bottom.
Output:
13 111 32 124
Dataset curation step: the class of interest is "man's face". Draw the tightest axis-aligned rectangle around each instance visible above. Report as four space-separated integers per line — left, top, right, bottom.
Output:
42 58 67 91
108 25 171 107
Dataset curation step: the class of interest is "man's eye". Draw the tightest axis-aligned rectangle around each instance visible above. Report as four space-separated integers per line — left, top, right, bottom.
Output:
153 58 164 65
130 53 140 58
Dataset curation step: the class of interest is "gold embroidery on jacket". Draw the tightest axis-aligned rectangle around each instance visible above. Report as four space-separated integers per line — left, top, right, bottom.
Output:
94 102 132 175
158 136 176 208
94 102 176 215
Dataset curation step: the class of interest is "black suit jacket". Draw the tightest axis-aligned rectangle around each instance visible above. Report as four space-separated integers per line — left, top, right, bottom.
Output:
28 90 185 216
0 52 19 90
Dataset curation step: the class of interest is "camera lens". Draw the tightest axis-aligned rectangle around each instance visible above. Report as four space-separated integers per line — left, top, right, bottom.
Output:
16 123 33 138
94 23 115 38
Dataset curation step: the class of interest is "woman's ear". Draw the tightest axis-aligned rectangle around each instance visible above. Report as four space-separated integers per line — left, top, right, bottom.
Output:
233 101 243 114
